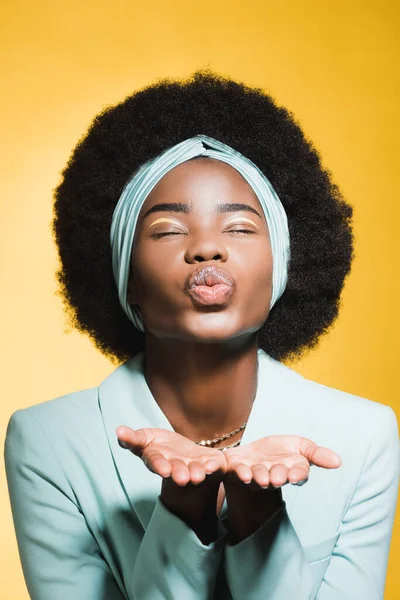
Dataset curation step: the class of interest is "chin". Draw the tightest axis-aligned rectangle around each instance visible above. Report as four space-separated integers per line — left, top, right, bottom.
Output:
176 311 260 342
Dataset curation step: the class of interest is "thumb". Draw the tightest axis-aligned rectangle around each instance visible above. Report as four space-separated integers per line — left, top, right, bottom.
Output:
116 427 155 457
299 437 342 469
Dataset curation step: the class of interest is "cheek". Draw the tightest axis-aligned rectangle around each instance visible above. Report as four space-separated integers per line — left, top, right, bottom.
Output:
237 244 273 318
130 243 180 302
247 265 273 312
235 241 273 291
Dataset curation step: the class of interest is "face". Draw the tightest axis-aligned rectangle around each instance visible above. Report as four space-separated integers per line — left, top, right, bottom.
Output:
127 157 273 343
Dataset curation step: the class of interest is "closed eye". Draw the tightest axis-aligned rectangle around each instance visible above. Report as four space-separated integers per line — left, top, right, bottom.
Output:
151 231 183 238
151 229 256 239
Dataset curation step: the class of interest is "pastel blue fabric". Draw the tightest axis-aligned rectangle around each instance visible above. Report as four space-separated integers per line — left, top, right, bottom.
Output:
4 349 399 599
110 134 290 331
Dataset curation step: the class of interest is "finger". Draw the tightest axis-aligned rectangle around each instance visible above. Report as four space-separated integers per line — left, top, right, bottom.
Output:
269 464 289 488
143 450 172 478
204 459 222 474
170 459 190 486
251 464 270 488
203 451 227 473
189 461 206 485
288 462 309 485
299 438 342 468
292 477 308 487
232 463 253 484
315 447 342 468
116 427 155 457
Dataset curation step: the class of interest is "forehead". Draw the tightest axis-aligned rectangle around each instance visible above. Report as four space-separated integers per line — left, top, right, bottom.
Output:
139 157 260 211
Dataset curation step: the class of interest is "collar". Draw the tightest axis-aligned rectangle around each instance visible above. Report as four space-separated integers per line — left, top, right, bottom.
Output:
98 348 303 529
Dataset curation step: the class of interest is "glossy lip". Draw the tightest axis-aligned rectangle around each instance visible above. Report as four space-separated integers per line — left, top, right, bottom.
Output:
185 265 236 307
186 265 236 289
187 284 234 306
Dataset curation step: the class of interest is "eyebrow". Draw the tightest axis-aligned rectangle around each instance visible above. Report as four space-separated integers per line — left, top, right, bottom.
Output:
141 202 263 221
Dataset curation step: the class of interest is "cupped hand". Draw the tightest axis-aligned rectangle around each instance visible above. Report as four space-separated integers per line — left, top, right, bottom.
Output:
116 426 227 486
223 434 342 491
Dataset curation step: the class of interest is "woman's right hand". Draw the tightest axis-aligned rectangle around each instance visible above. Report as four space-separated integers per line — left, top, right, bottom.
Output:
116 426 227 484
116 426 228 543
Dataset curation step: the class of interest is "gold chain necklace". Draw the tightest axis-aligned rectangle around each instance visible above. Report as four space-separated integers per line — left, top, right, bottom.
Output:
195 421 247 452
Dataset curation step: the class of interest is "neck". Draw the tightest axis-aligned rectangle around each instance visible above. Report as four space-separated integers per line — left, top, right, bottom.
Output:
143 333 260 443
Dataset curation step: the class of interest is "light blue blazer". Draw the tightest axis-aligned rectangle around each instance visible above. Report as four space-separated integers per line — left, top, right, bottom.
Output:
4 349 400 599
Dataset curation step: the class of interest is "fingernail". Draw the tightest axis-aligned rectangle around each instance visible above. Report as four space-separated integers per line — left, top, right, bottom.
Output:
118 439 130 449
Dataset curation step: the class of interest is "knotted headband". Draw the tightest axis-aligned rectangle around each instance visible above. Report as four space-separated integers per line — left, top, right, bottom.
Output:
110 134 290 331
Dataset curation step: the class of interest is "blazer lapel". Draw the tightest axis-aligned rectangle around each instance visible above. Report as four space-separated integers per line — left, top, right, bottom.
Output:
98 351 174 530
237 350 302 517
98 349 303 529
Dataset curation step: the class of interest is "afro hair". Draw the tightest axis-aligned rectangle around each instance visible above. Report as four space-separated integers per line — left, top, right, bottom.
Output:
51 68 354 366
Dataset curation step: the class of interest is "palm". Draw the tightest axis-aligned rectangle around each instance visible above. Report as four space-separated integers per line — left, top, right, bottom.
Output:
117 427 227 485
224 434 341 490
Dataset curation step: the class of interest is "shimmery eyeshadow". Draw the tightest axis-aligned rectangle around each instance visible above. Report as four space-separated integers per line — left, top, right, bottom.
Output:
148 217 182 228
224 217 259 228
148 216 259 229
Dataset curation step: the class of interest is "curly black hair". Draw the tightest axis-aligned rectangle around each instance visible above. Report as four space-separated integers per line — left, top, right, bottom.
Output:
51 68 354 366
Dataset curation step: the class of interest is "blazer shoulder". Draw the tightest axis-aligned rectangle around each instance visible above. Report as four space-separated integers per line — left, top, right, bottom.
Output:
10 385 98 419
266 355 397 436
5 386 101 449
303 373 394 421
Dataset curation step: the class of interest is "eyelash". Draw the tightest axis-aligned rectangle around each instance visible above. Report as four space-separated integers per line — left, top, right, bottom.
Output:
152 229 255 239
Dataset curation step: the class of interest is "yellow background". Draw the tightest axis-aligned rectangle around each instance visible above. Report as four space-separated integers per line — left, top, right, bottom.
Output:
1 1 399 597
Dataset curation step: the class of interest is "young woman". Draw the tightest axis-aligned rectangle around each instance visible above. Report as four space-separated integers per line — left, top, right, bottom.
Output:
4 70 399 600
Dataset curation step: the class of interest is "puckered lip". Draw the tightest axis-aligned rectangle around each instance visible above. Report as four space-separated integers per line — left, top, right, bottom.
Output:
185 265 236 290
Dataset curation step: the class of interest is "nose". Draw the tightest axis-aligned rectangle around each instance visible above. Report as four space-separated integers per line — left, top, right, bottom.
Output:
184 234 228 264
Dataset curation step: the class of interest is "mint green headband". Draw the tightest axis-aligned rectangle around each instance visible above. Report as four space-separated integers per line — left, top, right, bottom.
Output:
110 134 290 332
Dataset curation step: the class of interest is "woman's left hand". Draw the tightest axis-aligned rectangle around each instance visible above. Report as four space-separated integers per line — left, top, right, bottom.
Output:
222 435 342 544
223 434 342 491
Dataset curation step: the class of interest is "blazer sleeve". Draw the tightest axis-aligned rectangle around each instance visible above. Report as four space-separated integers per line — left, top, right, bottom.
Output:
4 409 227 600
223 404 400 600
131 495 226 599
